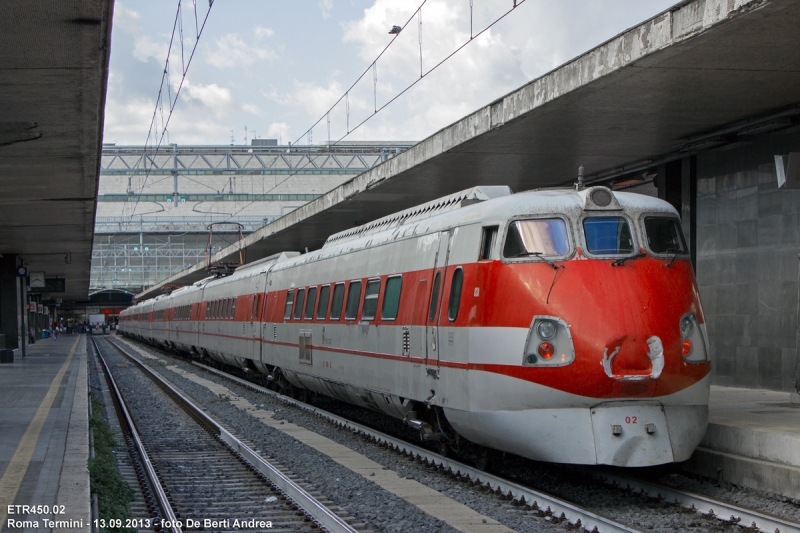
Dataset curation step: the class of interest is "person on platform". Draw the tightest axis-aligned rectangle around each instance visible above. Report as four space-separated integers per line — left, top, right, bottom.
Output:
52 325 58 341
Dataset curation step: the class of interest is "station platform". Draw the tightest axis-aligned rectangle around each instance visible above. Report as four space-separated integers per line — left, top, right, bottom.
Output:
0 335 90 533
683 385 800 500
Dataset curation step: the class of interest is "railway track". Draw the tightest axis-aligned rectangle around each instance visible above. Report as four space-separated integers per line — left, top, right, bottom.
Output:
92 337 362 533
187 359 800 533
110 337 800 533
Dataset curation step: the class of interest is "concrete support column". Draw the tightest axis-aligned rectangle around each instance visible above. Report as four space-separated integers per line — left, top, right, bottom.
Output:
658 157 697 270
0 255 20 350
17 275 27 357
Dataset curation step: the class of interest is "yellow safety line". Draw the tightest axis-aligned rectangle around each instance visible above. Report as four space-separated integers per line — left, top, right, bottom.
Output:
0 337 79 526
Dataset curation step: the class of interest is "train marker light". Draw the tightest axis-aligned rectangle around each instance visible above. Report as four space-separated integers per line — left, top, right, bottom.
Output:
538 342 555 359
682 340 692 356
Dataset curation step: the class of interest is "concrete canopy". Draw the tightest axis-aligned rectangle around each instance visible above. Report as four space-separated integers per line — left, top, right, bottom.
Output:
0 1 112 300
139 0 800 299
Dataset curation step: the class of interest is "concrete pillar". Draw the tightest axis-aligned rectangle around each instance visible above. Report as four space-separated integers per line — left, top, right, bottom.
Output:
658 158 697 270
0 255 20 350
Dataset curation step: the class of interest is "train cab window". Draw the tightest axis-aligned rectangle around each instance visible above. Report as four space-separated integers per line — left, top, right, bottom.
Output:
293 288 306 320
583 217 634 255
448 268 464 321
284 290 294 320
428 271 441 322
362 279 380 320
304 287 317 320
330 283 345 320
316 285 331 319
643 217 687 255
345 281 362 320
381 276 402 321
503 219 570 258
479 226 498 260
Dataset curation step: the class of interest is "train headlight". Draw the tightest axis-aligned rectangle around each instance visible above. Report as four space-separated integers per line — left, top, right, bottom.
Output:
524 317 575 366
537 320 557 340
680 315 694 337
679 312 708 363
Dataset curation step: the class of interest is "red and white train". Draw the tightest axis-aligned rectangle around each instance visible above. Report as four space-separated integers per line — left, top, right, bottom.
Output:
119 185 711 467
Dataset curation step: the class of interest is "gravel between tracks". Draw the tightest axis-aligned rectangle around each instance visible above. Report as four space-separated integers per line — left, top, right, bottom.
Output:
112 338 799 533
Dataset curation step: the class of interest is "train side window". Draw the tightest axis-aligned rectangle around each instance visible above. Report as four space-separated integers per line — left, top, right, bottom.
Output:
211 300 217 319
283 290 294 319
428 271 441 322
231 297 237 319
293 288 306 320
316 285 331 319
345 281 362 320
381 276 402 321
479 226 498 260
251 294 258 319
448 267 464 321
330 283 345 320
304 287 317 320
362 279 380 320
223 299 229 319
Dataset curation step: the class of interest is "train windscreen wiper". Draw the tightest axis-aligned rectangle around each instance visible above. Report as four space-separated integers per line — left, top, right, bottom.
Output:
611 252 646 267
515 251 558 270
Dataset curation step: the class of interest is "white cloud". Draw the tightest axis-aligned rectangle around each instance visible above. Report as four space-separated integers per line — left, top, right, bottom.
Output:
319 0 334 19
254 26 274 40
206 33 276 69
132 35 169 64
113 4 141 32
267 122 291 144
241 103 263 116
183 80 233 110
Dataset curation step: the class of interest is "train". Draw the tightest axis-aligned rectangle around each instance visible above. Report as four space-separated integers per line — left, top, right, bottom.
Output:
119 185 711 467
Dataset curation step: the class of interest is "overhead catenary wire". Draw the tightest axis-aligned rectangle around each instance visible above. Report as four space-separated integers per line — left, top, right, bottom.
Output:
125 0 215 220
221 0 528 225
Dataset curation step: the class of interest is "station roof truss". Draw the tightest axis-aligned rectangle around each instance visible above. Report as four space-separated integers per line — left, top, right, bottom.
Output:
100 144 415 176
138 0 800 300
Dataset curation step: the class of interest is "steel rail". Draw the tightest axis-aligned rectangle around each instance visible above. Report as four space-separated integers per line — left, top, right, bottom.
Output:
187 360 643 533
583 470 800 533
90 338 182 533
105 338 359 533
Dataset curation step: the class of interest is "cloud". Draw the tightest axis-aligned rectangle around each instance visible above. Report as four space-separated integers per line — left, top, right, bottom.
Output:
182 80 233 111
206 33 276 69
267 122 291 144
319 0 334 19
113 4 141 32
254 26 274 39
242 103 263 116
132 35 169 64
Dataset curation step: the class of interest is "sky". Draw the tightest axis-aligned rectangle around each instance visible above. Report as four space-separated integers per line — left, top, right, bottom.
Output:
103 0 678 147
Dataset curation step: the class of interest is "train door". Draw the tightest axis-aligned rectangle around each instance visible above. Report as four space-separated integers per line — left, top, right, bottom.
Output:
250 271 267 361
426 230 453 374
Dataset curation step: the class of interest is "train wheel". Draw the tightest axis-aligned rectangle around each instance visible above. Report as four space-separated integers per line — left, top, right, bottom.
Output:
437 441 450 458
474 448 491 471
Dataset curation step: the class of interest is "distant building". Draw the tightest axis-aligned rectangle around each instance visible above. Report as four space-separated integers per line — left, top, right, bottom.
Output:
92 141 414 292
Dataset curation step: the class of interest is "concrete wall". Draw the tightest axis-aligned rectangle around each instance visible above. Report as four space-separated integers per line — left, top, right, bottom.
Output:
695 130 800 391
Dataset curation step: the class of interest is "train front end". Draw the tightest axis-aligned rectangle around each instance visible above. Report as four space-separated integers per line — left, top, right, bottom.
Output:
451 187 710 467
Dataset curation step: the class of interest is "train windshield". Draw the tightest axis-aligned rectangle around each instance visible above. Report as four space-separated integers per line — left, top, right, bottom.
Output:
583 217 634 255
503 219 570 258
644 217 687 254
